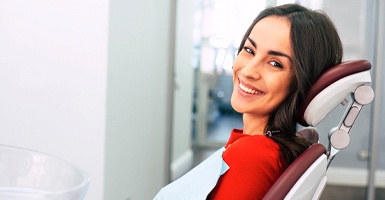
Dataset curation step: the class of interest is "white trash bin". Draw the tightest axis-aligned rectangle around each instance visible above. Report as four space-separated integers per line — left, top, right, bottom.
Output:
0 145 90 200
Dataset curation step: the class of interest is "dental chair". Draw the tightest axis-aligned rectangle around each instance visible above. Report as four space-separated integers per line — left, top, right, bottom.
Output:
263 60 374 200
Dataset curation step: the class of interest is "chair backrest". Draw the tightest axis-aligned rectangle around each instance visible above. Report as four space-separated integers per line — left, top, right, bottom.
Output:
295 128 319 144
263 142 326 200
264 60 374 199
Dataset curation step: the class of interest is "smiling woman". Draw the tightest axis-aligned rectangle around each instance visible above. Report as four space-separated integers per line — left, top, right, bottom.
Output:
155 4 343 199
231 16 294 133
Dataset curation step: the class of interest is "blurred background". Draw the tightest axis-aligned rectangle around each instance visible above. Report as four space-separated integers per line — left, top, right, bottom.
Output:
0 0 384 199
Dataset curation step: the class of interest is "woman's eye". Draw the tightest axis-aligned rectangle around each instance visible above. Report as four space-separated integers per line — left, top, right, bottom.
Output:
243 47 254 55
269 61 283 68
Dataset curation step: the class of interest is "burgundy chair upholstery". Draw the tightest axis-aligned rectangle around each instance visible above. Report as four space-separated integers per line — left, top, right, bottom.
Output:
263 143 326 200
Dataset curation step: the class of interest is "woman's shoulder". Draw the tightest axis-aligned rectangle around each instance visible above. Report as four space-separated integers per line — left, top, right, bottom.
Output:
223 134 281 168
226 129 279 148
227 134 280 154
214 134 283 199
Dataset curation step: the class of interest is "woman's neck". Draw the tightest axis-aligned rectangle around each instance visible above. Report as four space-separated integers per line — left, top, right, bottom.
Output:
242 113 268 135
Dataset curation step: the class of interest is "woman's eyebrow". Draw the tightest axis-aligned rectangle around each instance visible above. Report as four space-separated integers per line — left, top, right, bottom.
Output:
247 37 257 48
268 50 293 63
247 37 292 63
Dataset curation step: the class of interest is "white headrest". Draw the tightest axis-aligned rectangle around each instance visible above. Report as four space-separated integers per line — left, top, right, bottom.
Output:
303 70 371 126
297 60 372 127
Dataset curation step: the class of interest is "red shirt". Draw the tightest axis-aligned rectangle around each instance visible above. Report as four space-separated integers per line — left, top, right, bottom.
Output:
209 129 283 199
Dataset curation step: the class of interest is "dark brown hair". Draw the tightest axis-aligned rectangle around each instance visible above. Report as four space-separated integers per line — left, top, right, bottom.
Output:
238 4 343 168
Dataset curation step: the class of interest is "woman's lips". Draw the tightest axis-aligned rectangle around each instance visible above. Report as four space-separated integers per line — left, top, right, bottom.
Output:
238 79 264 95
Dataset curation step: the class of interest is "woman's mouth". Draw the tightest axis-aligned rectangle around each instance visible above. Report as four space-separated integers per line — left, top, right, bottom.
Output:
239 82 264 95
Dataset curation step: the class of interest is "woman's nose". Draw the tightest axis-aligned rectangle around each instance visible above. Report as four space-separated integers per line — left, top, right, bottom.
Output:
241 58 262 80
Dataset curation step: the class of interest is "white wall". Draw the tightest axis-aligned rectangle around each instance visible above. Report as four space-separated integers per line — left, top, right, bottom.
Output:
104 0 173 199
1 0 176 199
171 0 195 180
0 1 109 199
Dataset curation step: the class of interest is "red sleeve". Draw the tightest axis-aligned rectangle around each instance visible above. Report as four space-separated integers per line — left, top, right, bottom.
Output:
209 136 283 199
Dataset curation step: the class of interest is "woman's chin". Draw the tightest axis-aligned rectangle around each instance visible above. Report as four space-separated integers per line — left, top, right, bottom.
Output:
230 101 244 114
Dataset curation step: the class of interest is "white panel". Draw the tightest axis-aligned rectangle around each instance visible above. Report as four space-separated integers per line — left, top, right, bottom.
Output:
105 0 173 199
171 0 195 177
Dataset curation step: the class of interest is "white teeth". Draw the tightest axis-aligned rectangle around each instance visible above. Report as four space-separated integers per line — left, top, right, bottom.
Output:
239 83 262 94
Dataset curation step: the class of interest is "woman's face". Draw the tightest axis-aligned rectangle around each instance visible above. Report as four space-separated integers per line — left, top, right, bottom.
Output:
231 15 294 118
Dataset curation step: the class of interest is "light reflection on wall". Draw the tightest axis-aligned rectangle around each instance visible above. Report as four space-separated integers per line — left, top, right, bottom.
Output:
196 0 266 73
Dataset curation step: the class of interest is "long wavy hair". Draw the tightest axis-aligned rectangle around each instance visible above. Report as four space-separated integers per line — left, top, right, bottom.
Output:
237 4 343 168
